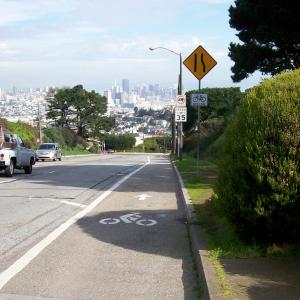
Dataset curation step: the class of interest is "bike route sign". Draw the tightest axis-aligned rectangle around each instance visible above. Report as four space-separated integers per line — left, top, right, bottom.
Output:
191 93 208 107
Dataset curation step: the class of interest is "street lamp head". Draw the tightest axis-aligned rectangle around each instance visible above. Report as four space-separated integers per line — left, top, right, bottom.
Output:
148 46 180 56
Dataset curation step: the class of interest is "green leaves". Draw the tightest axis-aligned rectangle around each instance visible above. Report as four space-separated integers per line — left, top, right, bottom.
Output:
104 134 135 150
184 87 243 133
218 69 300 243
46 85 114 137
229 0 300 81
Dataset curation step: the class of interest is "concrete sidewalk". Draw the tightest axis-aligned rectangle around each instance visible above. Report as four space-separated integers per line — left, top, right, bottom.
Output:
173 163 300 300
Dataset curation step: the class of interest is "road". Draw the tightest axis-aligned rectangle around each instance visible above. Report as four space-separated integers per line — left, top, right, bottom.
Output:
0 153 199 299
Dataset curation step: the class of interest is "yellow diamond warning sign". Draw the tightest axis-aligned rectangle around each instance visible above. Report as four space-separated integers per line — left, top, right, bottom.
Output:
183 46 217 80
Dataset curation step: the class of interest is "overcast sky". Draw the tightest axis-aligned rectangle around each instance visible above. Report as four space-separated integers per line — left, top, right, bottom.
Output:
0 0 263 91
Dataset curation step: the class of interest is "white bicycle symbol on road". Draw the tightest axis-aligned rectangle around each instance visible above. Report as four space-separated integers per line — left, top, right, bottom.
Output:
99 213 157 227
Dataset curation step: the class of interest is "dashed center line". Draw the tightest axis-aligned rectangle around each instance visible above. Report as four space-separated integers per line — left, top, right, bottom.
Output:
60 200 87 208
29 196 87 208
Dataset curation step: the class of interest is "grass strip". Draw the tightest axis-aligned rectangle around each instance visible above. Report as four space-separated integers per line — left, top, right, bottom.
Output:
62 147 96 156
174 154 300 297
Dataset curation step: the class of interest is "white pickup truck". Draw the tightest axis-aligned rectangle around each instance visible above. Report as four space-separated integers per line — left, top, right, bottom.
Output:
0 128 35 177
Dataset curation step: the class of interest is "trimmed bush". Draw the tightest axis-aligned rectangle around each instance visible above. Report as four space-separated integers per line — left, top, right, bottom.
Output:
104 134 136 150
217 70 300 244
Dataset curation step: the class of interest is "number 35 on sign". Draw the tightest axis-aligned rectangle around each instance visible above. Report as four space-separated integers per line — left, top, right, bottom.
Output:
175 107 187 122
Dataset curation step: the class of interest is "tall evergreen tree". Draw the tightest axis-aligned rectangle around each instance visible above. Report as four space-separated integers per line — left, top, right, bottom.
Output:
229 0 300 82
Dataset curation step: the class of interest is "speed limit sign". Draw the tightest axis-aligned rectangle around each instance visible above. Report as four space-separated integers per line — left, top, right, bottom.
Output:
175 107 187 122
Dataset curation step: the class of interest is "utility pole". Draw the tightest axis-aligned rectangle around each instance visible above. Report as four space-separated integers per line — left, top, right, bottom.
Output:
171 106 176 155
149 46 183 160
38 103 42 143
178 54 183 160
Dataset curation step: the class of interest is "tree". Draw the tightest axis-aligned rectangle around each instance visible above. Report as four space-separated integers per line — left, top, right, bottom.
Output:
184 87 243 133
104 134 136 150
46 85 114 137
228 0 300 82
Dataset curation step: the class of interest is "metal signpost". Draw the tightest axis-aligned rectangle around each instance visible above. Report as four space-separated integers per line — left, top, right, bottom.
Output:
183 45 217 176
175 95 187 160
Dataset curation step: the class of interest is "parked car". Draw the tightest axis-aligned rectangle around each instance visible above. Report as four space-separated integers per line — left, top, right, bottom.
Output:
0 128 35 177
107 149 114 154
36 143 62 161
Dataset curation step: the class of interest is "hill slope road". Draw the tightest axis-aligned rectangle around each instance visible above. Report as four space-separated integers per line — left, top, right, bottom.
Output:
0 154 199 299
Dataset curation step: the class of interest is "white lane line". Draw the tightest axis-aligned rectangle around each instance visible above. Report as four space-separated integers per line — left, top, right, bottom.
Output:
0 159 150 290
48 171 55 174
30 197 85 208
0 179 17 184
60 200 86 208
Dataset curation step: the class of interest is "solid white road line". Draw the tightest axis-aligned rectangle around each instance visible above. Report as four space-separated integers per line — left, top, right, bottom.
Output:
0 159 150 290
60 200 87 208
0 179 17 184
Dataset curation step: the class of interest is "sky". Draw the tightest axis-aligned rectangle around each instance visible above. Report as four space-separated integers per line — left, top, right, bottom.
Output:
0 0 263 92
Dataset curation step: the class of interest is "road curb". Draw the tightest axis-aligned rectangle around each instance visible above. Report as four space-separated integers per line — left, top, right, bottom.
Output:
63 154 100 159
172 162 224 300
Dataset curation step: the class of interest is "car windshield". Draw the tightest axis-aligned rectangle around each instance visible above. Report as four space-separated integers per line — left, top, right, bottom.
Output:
38 144 55 150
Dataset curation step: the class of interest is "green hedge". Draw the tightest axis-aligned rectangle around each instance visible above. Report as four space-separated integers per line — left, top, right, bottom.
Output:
104 134 136 150
0 119 38 148
217 69 300 244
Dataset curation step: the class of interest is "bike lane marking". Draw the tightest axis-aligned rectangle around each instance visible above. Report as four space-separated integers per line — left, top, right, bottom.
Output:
98 212 158 227
0 160 150 290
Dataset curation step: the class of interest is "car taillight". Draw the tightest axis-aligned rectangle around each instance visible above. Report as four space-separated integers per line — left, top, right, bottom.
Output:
0 153 4 158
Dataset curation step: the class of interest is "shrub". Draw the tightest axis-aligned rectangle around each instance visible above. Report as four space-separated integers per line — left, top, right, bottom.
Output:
104 134 136 150
217 69 300 244
144 138 159 152
0 118 38 148
43 128 77 148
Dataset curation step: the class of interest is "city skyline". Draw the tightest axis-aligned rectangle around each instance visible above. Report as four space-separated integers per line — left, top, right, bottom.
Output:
0 0 264 92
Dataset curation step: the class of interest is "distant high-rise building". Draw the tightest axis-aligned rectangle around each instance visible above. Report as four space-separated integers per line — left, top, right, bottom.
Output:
122 79 130 94
104 90 113 107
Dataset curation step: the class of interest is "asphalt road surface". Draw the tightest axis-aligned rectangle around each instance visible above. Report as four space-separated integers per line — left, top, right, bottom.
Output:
0 154 199 299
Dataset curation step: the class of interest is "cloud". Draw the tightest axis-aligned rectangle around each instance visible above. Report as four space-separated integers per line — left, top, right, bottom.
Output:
0 0 258 90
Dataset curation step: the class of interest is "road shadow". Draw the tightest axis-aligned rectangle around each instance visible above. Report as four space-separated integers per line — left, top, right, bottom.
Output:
77 184 200 300
222 257 300 300
6 155 177 194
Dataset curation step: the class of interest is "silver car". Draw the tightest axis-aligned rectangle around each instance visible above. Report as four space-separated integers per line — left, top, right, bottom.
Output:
36 143 62 161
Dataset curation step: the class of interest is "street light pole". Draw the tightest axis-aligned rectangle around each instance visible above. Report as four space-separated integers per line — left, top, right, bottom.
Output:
38 102 42 143
178 53 183 160
149 46 183 160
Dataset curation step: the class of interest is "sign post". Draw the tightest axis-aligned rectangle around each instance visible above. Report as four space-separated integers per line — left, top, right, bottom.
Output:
183 45 217 176
175 95 186 160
